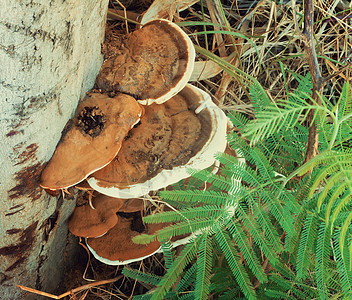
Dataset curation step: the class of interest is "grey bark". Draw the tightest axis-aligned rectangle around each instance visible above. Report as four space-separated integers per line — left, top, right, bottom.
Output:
0 0 108 298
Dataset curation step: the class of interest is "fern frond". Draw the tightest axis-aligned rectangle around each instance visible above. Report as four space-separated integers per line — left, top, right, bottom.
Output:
337 82 352 119
339 211 352 260
329 190 352 228
195 234 213 300
228 111 250 130
248 201 283 253
187 169 234 193
291 72 313 100
249 148 275 181
227 221 267 283
296 213 318 280
175 264 196 293
237 204 281 265
143 205 226 224
269 273 314 299
214 225 257 299
264 289 296 299
315 222 332 300
249 80 272 113
334 230 352 298
243 97 324 145
310 153 352 200
178 292 196 300
133 219 215 245
151 235 202 300
159 190 234 206
316 171 346 211
160 240 174 270
122 267 161 286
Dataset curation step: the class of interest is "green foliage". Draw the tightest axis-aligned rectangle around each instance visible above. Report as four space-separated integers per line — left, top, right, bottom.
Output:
123 78 352 299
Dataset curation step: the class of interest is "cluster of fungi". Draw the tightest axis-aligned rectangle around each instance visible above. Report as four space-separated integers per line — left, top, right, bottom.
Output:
40 19 227 265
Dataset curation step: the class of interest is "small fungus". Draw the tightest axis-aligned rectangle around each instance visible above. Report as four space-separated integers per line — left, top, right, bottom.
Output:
68 193 125 238
86 213 163 265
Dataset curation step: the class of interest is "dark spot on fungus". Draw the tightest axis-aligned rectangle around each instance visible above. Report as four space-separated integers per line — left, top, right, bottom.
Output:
77 106 106 137
8 162 43 202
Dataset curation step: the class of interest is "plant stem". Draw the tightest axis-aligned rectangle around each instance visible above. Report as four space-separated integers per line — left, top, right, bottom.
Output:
301 0 324 163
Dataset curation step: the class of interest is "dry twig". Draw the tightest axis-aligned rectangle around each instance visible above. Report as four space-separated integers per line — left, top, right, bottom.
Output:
17 276 122 299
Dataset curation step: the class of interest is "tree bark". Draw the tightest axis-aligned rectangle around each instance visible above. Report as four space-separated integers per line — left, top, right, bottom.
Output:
0 1 108 299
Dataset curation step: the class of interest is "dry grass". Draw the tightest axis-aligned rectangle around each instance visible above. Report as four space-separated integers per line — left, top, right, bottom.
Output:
60 0 351 299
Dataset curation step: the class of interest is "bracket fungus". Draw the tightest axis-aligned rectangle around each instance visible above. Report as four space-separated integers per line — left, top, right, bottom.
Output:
87 84 227 198
68 193 125 238
40 93 143 190
96 19 195 105
41 18 230 267
86 211 163 266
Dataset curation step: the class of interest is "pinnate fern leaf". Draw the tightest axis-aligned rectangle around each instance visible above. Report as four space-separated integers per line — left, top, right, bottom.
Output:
296 213 318 280
214 224 257 300
194 234 213 300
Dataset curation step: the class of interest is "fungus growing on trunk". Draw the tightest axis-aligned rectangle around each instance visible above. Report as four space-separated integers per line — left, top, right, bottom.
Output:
68 193 125 238
96 19 195 105
40 93 143 190
87 84 227 198
86 213 163 265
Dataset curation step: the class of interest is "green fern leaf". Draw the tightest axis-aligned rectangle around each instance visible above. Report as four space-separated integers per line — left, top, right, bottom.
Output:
143 205 226 224
315 222 332 300
249 80 272 113
161 241 174 270
329 190 352 228
151 235 201 300
334 230 352 298
296 213 318 280
122 267 161 286
227 221 268 283
339 211 352 260
195 234 213 300
175 264 196 293
243 97 322 146
214 224 257 299
237 204 280 265
159 190 234 206
133 219 215 244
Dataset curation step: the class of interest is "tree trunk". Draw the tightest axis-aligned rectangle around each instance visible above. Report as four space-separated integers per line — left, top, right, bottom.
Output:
0 1 108 298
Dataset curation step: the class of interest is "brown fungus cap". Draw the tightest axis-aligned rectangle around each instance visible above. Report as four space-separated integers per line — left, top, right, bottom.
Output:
40 93 143 190
87 84 228 199
68 193 125 238
119 198 144 213
96 19 195 105
86 215 163 265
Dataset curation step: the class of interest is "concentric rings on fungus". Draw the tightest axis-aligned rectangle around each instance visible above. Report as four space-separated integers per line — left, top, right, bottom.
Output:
87 84 228 198
86 213 164 266
96 19 195 105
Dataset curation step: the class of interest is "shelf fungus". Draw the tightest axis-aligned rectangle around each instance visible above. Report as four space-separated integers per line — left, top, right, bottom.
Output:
86 210 163 265
87 84 227 198
68 193 125 238
40 93 143 191
96 19 195 105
